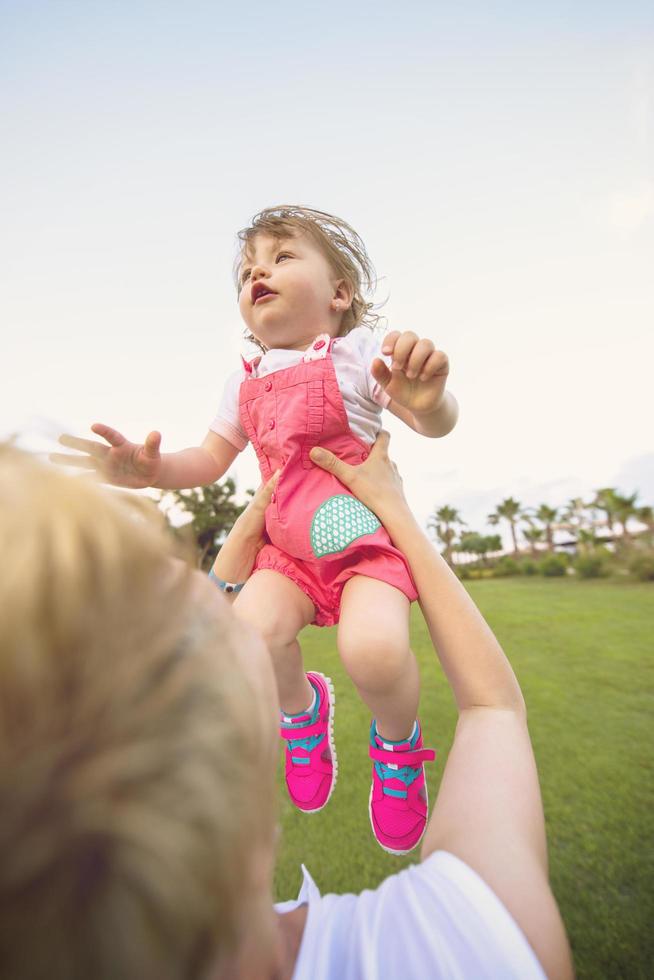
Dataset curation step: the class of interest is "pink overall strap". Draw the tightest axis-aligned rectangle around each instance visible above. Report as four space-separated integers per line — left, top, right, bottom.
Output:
300 333 333 469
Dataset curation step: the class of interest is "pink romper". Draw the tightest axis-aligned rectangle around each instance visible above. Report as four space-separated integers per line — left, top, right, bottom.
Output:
238 335 418 626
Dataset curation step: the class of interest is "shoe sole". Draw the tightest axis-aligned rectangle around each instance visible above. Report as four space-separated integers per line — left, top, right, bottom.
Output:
368 770 429 855
297 672 338 814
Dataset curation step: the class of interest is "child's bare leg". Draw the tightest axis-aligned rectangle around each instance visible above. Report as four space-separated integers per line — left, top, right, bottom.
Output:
232 570 315 714
337 576 419 741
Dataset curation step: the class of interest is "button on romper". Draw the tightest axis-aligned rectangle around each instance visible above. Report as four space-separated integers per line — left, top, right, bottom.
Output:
238 337 418 626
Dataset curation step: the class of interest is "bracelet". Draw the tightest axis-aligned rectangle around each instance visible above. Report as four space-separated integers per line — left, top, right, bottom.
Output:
208 570 245 594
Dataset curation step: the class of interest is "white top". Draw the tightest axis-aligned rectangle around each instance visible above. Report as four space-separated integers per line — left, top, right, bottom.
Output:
274 851 546 980
210 327 392 451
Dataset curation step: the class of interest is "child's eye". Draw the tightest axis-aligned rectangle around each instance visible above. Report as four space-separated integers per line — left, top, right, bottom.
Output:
240 269 251 284
276 253 292 263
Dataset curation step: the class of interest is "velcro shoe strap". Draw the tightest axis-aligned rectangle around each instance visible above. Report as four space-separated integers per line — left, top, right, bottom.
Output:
369 745 436 767
280 718 325 740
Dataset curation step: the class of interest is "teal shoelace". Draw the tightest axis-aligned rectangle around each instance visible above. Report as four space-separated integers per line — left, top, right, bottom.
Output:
374 760 422 799
287 732 325 765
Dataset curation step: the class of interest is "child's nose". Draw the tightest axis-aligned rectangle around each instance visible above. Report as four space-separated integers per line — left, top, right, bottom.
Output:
251 264 268 282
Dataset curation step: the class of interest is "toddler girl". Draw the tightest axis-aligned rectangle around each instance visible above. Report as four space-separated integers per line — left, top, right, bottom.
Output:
56 206 458 854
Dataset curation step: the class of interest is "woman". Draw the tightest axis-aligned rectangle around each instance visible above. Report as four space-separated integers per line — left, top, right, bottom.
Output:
0 436 572 978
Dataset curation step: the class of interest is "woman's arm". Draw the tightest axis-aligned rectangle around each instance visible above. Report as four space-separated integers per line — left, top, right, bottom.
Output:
309 434 574 980
209 470 280 600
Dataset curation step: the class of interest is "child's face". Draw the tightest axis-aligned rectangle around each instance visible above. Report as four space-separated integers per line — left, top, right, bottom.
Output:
238 231 344 351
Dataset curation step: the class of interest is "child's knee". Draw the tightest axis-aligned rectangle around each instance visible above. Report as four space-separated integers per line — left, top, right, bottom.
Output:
235 600 296 650
338 631 410 690
233 576 307 650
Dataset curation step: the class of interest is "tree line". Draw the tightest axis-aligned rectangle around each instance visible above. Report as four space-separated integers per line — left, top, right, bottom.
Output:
429 488 654 580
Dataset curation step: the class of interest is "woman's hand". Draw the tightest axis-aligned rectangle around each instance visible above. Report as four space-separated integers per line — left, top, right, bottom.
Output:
309 430 412 530
215 431 406 591
211 469 280 586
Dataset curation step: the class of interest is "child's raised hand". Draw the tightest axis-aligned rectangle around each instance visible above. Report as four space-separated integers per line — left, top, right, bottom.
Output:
50 424 163 488
371 331 449 417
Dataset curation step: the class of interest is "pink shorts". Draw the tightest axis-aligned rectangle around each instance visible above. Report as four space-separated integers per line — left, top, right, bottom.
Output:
254 540 418 627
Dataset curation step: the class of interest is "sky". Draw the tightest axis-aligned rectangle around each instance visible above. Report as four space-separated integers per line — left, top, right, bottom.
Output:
2 1 653 544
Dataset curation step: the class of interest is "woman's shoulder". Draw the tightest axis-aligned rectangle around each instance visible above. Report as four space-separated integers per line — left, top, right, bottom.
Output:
280 854 546 980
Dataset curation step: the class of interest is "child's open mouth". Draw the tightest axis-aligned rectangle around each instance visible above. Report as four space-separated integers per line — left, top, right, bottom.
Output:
251 283 277 304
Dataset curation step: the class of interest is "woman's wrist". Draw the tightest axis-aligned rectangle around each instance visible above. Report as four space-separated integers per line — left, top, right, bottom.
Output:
210 513 262 583
212 541 259 586
378 507 423 553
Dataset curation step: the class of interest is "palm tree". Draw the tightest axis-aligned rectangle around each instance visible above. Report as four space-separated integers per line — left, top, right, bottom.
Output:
522 526 544 556
457 532 502 566
635 504 654 534
488 497 522 554
535 504 559 551
428 505 466 566
592 488 621 536
577 528 598 554
561 497 590 542
613 492 639 542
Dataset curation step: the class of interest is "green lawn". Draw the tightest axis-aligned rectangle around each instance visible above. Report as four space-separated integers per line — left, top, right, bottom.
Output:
272 579 654 980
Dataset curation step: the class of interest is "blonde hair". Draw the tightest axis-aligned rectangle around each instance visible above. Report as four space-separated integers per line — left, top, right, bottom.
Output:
0 446 276 979
235 205 382 352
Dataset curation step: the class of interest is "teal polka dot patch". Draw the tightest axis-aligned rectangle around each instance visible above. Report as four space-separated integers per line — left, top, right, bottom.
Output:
310 494 381 558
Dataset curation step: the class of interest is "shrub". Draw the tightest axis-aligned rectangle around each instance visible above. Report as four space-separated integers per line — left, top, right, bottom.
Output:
574 554 607 579
493 556 520 577
629 554 654 581
540 555 568 577
521 559 538 576
457 565 471 580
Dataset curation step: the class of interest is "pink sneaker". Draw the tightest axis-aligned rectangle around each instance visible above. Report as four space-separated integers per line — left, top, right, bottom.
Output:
279 672 337 813
369 720 436 855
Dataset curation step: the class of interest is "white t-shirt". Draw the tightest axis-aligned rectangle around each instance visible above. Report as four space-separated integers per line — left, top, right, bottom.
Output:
210 327 392 451
274 851 546 980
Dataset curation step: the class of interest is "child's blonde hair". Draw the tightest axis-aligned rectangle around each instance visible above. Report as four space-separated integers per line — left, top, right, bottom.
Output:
0 445 276 979
235 205 382 351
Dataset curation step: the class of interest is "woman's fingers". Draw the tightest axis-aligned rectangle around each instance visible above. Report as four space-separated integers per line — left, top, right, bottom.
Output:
309 447 357 486
311 430 392 480
368 429 391 461
253 469 280 507
311 431 406 520
231 469 281 543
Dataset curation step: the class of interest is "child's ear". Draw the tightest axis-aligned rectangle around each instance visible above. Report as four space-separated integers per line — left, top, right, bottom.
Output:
332 279 354 311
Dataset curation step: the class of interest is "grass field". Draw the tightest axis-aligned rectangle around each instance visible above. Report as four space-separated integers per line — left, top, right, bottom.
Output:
272 579 654 980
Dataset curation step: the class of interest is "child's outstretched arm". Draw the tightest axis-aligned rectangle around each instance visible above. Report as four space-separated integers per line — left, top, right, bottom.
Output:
371 330 459 437
51 425 238 489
